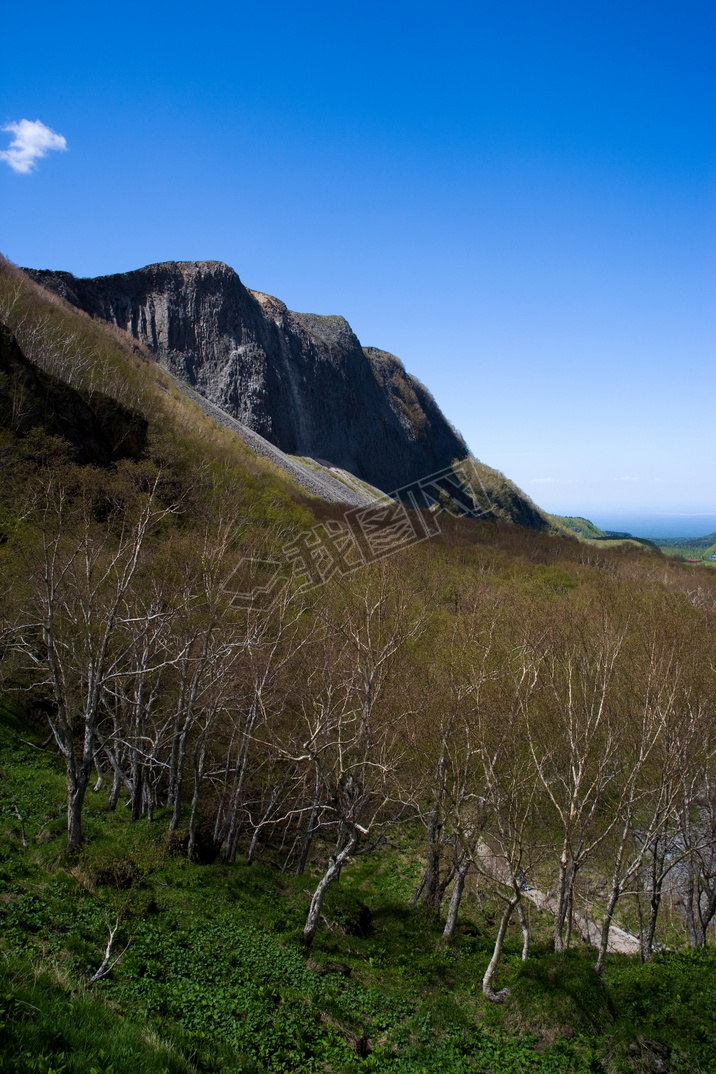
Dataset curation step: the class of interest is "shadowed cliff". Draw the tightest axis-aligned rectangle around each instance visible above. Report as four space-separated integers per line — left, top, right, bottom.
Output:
24 261 469 494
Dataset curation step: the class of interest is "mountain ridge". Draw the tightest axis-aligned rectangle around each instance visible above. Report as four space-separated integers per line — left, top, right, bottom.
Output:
24 261 469 496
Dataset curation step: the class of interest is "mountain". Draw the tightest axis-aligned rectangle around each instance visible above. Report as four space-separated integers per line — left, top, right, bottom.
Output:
24 261 468 496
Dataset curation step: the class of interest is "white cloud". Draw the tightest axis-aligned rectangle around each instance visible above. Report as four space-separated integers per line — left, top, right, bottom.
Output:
614 475 640 483
532 477 555 484
0 119 67 174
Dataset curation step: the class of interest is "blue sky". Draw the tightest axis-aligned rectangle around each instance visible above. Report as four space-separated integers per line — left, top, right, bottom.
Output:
1 0 714 533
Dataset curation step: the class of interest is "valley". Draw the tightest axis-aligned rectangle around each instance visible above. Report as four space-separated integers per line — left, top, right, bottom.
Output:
1 254 715 1074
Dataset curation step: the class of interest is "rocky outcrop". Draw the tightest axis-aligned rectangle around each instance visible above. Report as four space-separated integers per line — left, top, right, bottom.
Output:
24 262 469 493
168 371 384 507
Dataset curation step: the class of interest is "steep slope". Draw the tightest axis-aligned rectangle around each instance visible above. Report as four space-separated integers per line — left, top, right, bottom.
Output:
24 261 469 494
0 322 147 466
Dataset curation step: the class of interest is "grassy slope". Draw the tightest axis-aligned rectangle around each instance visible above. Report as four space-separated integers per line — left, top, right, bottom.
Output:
549 516 665 556
2 706 716 1074
548 516 607 540
0 255 318 540
3 256 716 1072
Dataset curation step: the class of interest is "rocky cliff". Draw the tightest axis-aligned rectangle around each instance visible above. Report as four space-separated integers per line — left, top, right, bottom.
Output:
24 262 469 494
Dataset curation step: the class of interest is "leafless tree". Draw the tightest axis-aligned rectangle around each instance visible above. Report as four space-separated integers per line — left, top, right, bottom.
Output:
9 473 168 853
524 619 626 953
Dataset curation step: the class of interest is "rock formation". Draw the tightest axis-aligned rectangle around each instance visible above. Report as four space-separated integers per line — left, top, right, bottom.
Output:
24 262 469 494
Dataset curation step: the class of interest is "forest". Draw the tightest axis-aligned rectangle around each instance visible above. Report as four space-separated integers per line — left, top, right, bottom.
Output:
1 256 716 1073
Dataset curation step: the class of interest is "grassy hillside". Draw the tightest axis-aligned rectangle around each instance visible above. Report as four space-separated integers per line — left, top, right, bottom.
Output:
548 515 606 539
3 705 716 1074
2 252 716 1074
549 516 666 555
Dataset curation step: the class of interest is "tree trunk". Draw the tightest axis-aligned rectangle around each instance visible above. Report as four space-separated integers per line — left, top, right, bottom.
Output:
483 894 518 1002
168 723 191 835
92 756 104 793
553 848 571 953
684 870 700 948
66 763 90 855
423 806 442 914
247 789 279 865
423 754 447 914
410 871 427 906
517 896 530 961
219 717 257 861
442 857 471 943
641 887 662 962
108 765 122 810
187 739 207 861
595 883 621 976
130 760 143 823
302 830 359 948
212 729 237 845
145 772 155 826
564 881 574 950
697 884 716 950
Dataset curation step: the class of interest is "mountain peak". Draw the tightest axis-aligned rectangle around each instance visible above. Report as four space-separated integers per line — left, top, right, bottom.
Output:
24 260 469 493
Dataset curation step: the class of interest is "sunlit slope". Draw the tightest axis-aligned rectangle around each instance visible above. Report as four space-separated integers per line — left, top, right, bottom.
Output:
19 256 558 530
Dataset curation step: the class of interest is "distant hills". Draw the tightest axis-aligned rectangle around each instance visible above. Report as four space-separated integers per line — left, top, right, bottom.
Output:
654 531 716 550
548 515 606 539
552 514 716 561
650 532 716 562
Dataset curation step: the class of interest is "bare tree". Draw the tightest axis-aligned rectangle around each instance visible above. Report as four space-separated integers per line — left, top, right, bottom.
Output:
472 654 543 1000
10 472 168 853
290 571 426 947
593 643 690 975
524 618 626 953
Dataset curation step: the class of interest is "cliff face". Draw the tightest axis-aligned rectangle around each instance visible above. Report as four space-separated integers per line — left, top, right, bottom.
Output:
24 261 468 493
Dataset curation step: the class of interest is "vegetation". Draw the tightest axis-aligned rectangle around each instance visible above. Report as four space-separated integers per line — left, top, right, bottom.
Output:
1 256 716 1072
650 533 716 564
3 709 716 1073
548 516 607 540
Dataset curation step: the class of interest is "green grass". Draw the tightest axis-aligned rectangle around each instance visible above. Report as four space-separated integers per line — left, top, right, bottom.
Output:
2 709 716 1073
2 258 716 1071
548 516 606 540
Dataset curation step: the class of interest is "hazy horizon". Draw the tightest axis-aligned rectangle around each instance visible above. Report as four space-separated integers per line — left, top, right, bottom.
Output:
580 513 716 540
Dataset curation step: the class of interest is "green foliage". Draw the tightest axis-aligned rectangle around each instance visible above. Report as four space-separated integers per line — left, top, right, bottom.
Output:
653 532 716 551
2 254 716 1073
608 950 716 1071
0 955 195 1074
1 720 715 1072
548 516 606 540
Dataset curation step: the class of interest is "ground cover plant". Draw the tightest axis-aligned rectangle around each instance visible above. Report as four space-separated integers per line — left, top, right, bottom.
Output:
2 710 716 1073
